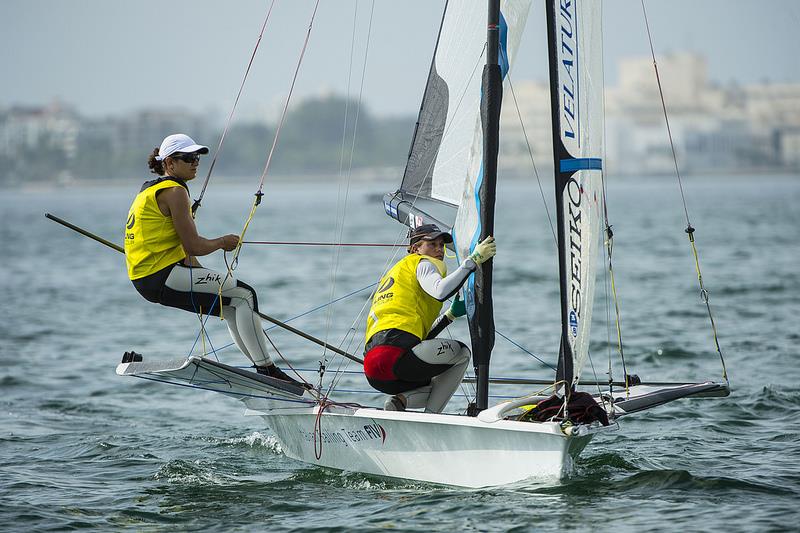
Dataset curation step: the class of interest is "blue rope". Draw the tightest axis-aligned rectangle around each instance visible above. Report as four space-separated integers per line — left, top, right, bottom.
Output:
184 263 223 360
264 282 376 332
191 281 555 375
494 330 555 371
186 282 375 357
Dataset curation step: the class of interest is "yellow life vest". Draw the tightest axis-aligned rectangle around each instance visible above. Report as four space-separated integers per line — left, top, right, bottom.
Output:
365 254 447 344
124 178 188 280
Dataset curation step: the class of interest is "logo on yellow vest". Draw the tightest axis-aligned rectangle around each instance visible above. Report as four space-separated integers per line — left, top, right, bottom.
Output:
377 277 394 293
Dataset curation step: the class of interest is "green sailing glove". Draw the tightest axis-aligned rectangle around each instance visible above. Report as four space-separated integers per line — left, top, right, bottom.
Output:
469 236 496 265
445 293 466 321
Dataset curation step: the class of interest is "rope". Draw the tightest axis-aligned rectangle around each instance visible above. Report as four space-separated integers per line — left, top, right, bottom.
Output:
242 240 404 247
602 225 631 396
640 0 728 382
313 400 332 459
192 0 278 215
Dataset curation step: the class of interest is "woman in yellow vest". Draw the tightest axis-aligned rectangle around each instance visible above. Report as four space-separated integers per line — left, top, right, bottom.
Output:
364 224 496 412
124 133 305 388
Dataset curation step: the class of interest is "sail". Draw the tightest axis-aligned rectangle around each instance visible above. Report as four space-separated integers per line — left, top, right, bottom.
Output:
383 0 531 233
546 0 605 387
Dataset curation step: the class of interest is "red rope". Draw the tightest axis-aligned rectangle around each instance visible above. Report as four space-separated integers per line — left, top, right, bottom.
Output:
313 400 333 460
242 240 404 247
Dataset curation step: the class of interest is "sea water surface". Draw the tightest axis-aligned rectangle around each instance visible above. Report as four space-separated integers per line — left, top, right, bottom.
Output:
1 174 798 532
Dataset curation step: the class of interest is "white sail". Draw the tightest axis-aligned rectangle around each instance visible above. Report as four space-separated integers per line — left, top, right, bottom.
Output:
549 0 605 384
384 0 531 232
450 1 530 262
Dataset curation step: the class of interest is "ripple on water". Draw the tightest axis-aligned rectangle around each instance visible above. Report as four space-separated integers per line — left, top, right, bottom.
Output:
0 374 31 387
2 178 799 532
153 459 236 486
612 469 793 496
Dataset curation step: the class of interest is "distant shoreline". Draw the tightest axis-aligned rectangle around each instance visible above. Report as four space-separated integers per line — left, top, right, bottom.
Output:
4 169 799 194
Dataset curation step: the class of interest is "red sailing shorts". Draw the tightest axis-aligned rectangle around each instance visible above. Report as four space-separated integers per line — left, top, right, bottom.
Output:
363 345 407 381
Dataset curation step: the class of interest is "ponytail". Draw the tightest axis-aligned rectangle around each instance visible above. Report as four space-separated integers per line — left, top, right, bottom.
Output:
147 147 165 175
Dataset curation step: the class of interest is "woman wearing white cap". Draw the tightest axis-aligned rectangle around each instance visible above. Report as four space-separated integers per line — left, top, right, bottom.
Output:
363 223 496 413
123 133 305 388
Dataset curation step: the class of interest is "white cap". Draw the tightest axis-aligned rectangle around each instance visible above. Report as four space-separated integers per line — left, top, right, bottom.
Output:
155 133 209 161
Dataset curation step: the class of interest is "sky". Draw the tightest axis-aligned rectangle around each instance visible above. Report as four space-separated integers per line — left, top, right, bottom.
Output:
3 0 799 119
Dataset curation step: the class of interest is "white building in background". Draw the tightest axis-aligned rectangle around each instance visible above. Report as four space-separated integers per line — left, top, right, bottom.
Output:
744 83 800 169
0 102 80 184
0 102 79 160
499 80 551 174
498 52 800 176
779 129 800 168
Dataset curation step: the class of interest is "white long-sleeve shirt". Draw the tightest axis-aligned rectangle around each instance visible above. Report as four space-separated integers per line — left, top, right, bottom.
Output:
416 257 477 302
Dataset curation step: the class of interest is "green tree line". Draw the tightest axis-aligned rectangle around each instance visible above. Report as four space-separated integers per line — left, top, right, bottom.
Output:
4 95 415 184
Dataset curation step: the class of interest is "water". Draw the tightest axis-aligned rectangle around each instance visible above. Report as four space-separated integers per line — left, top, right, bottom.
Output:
1 174 798 531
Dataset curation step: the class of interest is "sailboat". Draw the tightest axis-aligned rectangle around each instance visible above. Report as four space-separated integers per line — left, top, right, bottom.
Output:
116 0 729 488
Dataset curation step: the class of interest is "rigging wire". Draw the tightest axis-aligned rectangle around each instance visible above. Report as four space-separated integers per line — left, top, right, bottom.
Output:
319 0 376 394
227 0 323 272
595 0 631 398
242 240 404 247
184 0 331 383
266 282 377 331
264 330 317 393
503 66 557 246
207 0 322 335
640 0 728 382
192 0 278 215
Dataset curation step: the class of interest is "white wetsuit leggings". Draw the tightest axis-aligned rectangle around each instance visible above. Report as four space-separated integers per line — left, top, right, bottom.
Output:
399 339 470 413
366 336 470 414
135 263 272 367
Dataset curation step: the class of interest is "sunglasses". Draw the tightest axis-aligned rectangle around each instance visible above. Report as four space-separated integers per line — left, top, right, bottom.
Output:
170 152 201 164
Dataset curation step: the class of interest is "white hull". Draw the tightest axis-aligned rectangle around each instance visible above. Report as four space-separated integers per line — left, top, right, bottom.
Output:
250 405 594 488
115 356 726 487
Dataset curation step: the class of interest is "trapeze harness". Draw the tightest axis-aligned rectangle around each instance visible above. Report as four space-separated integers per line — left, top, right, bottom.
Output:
363 253 476 395
124 177 273 367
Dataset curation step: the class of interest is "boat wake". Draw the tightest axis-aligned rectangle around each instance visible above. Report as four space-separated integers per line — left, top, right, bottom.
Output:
290 467 433 491
214 432 285 455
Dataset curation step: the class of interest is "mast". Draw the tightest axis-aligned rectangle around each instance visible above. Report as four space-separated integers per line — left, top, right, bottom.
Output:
470 0 502 412
545 0 575 391
545 0 606 394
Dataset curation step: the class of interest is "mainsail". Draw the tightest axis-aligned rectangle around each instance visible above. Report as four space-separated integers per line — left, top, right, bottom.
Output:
546 0 605 388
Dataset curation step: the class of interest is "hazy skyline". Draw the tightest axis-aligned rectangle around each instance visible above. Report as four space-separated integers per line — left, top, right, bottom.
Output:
4 0 799 119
